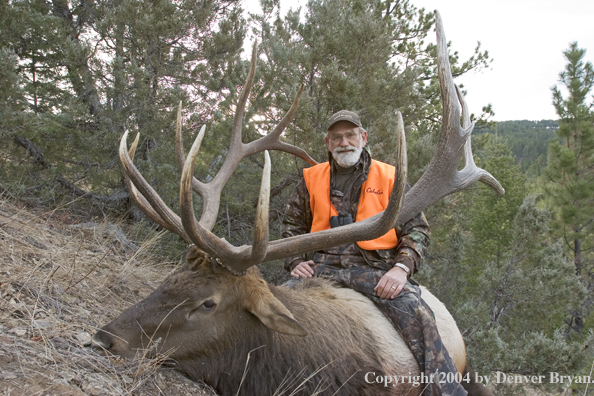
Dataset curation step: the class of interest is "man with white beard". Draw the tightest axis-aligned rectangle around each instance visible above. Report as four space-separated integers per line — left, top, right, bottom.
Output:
282 110 468 396
283 110 428 297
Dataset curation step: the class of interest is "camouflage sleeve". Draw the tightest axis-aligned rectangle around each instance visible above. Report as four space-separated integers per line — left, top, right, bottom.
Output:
394 211 430 275
281 174 313 271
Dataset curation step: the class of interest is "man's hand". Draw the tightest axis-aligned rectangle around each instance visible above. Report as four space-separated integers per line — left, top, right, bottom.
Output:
374 266 408 299
291 260 315 278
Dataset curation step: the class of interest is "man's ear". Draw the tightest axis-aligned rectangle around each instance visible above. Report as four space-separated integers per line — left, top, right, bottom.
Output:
360 129 368 147
324 135 332 152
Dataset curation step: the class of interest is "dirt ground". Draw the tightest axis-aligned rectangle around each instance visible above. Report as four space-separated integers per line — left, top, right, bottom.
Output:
0 198 217 396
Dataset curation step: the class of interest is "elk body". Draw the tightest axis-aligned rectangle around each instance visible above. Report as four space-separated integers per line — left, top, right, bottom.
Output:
95 248 467 395
91 12 501 396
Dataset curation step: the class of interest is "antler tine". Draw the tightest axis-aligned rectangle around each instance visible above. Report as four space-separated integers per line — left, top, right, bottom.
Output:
456 85 471 130
175 102 185 170
244 84 317 165
178 124 225 257
179 126 273 274
249 150 271 265
174 43 317 233
393 10 504 226
119 132 192 243
174 102 219 228
123 134 178 236
230 41 258 150
456 85 505 194
261 111 408 262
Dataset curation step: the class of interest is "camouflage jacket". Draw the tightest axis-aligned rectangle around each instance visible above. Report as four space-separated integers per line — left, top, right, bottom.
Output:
282 149 430 275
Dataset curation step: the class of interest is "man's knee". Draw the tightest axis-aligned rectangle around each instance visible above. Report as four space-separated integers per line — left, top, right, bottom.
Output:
392 282 423 304
374 283 436 322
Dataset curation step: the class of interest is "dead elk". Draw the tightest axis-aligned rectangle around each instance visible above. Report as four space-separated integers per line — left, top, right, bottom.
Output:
91 11 502 396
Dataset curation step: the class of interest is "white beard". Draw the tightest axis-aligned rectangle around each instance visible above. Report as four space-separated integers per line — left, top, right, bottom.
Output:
332 144 363 168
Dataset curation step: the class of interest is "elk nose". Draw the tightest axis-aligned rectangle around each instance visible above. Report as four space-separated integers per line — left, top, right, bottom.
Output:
89 330 112 351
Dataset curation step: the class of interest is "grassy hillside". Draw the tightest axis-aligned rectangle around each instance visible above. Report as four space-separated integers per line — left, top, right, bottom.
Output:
0 198 215 396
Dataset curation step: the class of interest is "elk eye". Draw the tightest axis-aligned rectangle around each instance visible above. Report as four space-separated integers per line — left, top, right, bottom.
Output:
188 298 217 319
201 299 216 311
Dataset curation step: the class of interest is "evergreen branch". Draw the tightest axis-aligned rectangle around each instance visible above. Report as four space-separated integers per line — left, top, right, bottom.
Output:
14 135 127 205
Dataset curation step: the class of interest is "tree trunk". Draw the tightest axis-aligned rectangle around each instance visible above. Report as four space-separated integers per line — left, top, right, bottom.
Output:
575 237 582 276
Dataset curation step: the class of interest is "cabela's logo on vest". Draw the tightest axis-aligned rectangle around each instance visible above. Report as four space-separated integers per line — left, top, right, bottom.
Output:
365 187 383 195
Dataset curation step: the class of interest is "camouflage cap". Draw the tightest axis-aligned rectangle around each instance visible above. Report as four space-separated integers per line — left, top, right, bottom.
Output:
327 110 362 130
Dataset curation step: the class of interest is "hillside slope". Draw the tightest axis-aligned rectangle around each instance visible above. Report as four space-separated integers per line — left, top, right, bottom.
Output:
0 198 215 396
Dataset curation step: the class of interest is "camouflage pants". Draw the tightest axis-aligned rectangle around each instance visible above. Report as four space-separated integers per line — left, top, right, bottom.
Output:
313 264 467 396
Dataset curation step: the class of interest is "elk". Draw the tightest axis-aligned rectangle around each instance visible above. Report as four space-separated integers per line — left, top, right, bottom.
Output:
91 11 502 396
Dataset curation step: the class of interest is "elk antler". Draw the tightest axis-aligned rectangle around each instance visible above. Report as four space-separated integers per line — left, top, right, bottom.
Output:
119 42 405 274
257 10 504 260
394 11 504 225
119 12 503 274
119 59 406 274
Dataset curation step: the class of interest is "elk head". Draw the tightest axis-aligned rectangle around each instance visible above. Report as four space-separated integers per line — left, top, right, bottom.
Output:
91 11 503 361
92 247 307 360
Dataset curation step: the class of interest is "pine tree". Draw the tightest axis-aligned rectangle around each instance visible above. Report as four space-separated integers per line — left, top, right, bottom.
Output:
419 137 592 383
0 0 246 213
0 49 25 138
248 0 490 172
545 42 594 335
468 196 589 380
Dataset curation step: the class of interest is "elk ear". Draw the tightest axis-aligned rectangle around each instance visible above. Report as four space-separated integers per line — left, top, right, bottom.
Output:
245 279 307 336
247 295 307 336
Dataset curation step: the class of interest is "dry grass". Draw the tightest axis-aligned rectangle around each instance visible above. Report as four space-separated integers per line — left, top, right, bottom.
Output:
0 197 217 396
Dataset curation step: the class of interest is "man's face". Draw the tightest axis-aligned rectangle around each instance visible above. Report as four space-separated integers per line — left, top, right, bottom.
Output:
325 121 368 168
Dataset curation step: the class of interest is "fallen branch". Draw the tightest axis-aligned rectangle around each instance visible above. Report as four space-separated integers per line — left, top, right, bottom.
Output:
57 177 128 204
14 136 51 169
252 170 300 207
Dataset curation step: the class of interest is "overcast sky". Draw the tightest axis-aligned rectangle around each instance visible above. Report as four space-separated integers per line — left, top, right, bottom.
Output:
243 0 594 121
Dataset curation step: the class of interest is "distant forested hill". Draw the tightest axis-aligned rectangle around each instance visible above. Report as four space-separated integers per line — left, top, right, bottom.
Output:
476 120 559 174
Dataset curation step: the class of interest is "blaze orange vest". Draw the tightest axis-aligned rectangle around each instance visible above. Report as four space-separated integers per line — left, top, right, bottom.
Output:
303 160 398 250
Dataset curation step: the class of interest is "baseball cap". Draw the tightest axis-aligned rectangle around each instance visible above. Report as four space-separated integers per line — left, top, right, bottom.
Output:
327 110 362 130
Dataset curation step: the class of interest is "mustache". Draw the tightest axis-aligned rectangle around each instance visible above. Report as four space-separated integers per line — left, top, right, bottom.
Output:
332 144 361 168
334 146 357 153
